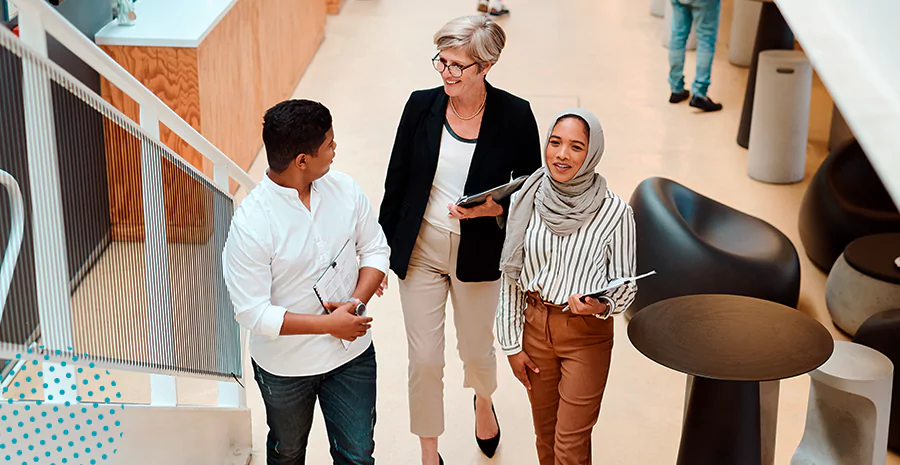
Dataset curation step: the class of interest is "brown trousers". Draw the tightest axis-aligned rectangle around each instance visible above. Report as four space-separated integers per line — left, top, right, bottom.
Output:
524 292 614 465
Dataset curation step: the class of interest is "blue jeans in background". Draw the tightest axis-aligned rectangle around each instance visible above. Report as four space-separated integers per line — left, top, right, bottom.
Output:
668 0 722 98
252 343 377 465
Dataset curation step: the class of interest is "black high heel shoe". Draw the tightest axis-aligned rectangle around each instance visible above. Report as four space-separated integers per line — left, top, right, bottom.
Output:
474 395 501 458
439 453 444 465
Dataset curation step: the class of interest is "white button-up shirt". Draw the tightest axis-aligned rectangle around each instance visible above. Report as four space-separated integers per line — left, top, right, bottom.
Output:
223 171 390 376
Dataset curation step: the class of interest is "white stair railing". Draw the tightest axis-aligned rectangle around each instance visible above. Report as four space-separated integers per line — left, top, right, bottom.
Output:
0 169 23 318
0 1 256 462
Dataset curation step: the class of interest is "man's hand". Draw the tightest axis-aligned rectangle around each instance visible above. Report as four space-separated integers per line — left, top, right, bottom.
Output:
323 300 373 341
374 275 388 297
567 294 609 317
447 196 504 220
507 351 540 390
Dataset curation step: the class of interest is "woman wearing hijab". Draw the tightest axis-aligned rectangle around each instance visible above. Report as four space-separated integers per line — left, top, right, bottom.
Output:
496 109 637 465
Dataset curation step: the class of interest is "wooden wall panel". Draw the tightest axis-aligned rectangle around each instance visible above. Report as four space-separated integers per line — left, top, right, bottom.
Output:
100 47 202 133
258 0 326 111
100 46 209 243
198 0 262 173
159 130 215 243
327 0 345 15
100 113 144 242
100 46 204 171
152 47 205 170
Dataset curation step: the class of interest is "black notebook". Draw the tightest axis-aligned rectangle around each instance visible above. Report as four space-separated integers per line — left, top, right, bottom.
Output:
456 175 529 208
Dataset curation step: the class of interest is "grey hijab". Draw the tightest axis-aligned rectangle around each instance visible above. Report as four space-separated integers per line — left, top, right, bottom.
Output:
500 108 607 280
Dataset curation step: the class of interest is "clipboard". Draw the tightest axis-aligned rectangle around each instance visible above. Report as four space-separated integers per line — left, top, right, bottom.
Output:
313 238 361 349
313 238 359 312
456 175 529 208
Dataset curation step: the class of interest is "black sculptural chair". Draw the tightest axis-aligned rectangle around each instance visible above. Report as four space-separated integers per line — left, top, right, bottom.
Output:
626 177 801 319
853 309 900 452
798 139 900 271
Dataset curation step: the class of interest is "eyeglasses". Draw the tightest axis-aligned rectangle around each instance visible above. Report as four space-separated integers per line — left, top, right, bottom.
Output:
432 53 478 78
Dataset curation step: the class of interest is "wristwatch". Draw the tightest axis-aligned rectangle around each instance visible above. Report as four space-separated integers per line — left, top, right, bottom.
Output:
593 298 613 320
354 301 367 316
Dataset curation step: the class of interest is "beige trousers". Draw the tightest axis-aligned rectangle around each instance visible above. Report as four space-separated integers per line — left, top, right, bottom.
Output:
398 221 500 437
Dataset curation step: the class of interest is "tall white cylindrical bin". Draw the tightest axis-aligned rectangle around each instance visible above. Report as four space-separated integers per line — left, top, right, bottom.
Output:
748 50 813 184
651 0 666 17
728 0 761 67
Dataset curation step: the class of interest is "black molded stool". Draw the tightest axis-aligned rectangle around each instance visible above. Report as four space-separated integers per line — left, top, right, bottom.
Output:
799 140 900 271
627 177 800 318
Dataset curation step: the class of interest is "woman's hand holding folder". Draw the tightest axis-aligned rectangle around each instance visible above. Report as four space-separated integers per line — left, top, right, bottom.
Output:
447 195 503 220
375 275 388 297
566 294 610 317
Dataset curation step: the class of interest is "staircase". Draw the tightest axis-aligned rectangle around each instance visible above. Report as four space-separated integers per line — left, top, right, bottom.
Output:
0 0 255 463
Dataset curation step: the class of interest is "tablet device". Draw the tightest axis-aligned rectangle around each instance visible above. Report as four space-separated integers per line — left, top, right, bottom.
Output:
456 175 529 208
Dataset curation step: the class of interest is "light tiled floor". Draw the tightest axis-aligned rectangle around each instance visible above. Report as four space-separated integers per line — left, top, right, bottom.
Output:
237 0 898 463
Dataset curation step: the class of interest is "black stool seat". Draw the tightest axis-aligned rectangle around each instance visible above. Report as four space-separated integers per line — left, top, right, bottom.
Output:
627 177 800 318
799 140 900 271
844 233 900 285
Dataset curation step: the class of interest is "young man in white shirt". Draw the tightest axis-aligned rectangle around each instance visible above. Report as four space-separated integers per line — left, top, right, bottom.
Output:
223 99 389 464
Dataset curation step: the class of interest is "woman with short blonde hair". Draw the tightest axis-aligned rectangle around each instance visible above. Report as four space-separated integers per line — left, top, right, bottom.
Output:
433 15 506 68
379 15 541 465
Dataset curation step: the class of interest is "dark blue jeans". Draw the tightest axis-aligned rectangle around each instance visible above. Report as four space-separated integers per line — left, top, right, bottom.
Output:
252 343 377 465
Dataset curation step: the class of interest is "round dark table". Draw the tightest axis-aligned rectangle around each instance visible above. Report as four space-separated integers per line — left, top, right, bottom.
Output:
628 295 834 465
844 233 900 285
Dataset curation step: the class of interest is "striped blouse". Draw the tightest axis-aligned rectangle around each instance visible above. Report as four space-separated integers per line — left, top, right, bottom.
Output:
496 190 638 355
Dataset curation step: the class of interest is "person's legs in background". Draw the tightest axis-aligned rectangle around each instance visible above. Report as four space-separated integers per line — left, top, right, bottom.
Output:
689 0 724 111
489 0 509 17
668 1 693 104
477 0 509 17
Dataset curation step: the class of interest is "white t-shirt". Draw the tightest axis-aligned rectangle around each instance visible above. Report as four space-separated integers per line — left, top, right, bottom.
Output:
423 121 477 234
222 172 390 376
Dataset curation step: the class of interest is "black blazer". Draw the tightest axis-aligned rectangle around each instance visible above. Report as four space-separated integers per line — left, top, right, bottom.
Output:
379 82 542 282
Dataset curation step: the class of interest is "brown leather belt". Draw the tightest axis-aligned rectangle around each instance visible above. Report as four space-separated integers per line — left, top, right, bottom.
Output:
525 291 567 344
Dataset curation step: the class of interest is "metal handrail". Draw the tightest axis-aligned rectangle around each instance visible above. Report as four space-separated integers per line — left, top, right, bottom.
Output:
0 169 24 322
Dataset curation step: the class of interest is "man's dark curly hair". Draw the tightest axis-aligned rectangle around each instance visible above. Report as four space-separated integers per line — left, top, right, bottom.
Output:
262 99 333 173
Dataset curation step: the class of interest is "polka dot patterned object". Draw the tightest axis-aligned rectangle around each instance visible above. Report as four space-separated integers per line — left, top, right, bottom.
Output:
0 349 124 464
